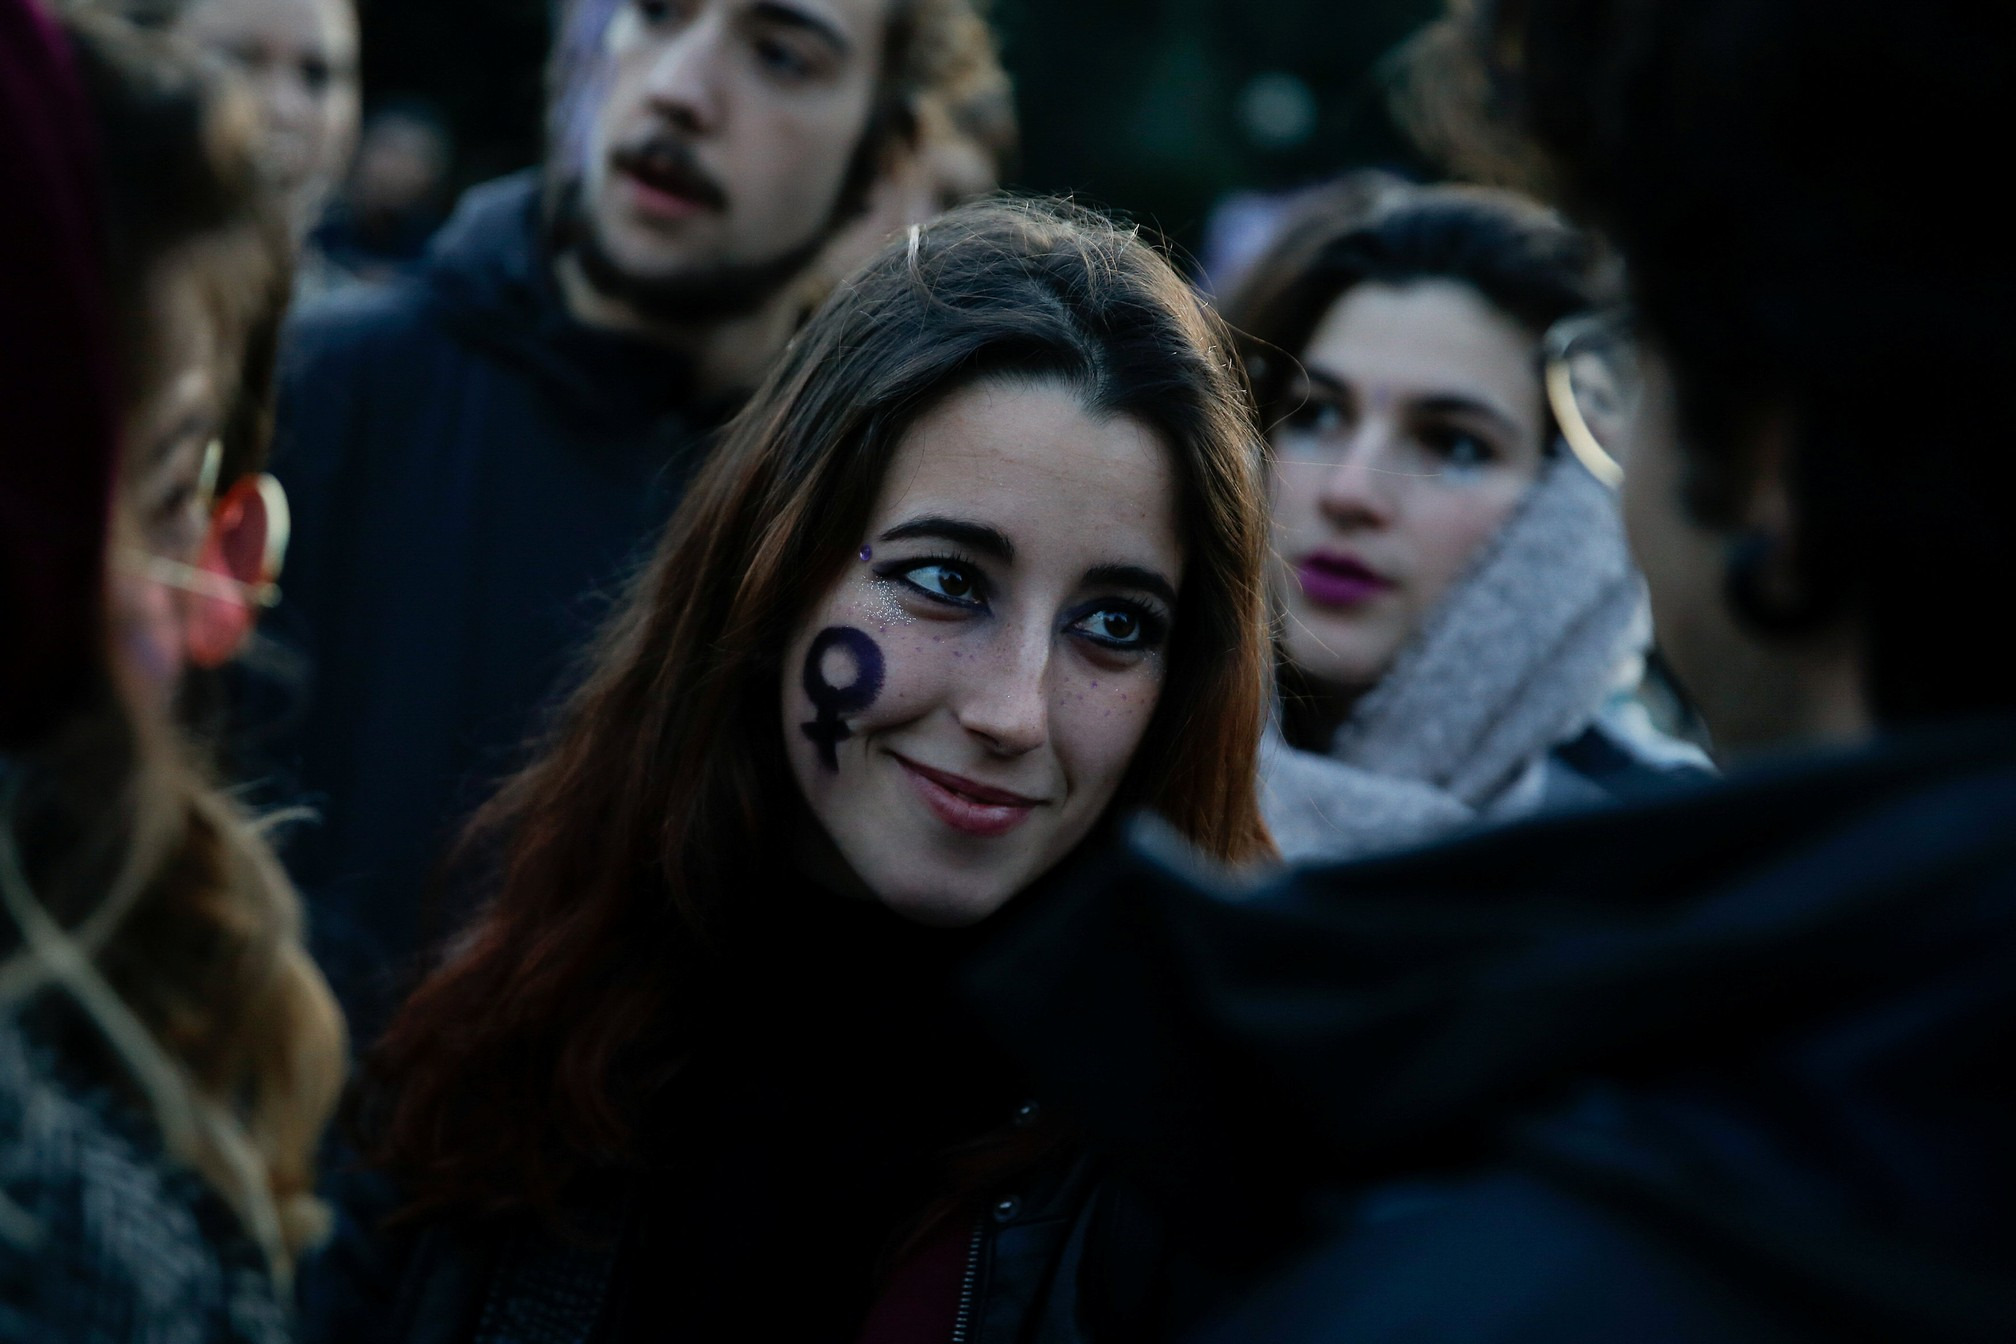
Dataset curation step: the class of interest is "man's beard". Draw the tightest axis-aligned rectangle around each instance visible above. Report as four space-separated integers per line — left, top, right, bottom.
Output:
553 179 840 327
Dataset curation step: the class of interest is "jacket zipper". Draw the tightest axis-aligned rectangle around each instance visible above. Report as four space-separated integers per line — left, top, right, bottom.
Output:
949 1220 985 1344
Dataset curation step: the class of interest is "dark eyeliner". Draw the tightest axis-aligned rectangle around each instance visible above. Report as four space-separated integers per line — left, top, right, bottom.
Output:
1064 597 1169 650
872 553 989 609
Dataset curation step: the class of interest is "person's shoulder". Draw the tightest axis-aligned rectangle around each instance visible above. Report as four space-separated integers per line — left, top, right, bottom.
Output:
1189 1166 1808 1343
1542 704 1716 810
279 172 547 391
282 271 446 375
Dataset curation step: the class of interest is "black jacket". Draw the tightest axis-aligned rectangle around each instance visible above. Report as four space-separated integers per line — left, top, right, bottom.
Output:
303 878 1177 1344
251 172 726 1032
965 719 2016 1342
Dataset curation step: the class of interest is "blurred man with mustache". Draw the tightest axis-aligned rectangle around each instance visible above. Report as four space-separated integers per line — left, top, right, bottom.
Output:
256 0 1008 1038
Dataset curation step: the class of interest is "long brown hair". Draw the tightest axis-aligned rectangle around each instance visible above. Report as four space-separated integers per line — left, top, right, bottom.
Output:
1221 173 1616 441
2 6 342 1279
370 198 1276 1217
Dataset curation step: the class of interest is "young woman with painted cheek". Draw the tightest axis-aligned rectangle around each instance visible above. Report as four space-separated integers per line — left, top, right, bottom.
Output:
1226 176 1708 864
363 201 1272 1341
784 378 1183 926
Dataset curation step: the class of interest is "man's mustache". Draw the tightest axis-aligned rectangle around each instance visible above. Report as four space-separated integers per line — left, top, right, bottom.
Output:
610 132 729 212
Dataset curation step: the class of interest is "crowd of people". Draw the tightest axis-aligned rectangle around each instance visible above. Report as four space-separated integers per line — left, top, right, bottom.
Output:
2 0 2011 1340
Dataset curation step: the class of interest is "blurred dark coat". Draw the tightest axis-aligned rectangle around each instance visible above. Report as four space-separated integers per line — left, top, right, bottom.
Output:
252 171 726 1032
0 1010 291 1344
966 719 2016 1342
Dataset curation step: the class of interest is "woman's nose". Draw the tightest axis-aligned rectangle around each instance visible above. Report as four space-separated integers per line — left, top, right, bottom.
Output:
953 627 1051 756
1316 428 1401 529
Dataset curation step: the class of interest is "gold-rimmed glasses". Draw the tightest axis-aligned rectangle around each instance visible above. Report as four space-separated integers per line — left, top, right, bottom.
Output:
1544 310 1638 489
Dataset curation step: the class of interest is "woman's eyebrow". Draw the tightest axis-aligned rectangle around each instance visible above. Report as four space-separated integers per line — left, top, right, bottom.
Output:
1301 366 1351 399
1085 563 1178 608
749 0 852 58
1412 393 1524 441
879 515 1016 562
149 410 216 466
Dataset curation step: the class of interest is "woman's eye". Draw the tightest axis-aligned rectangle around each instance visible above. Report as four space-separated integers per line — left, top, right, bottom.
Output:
1424 427 1496 470
755 37 813 79
1069 605 1161 650
145 484 206 558
902 562 983 605
1286 397 1349 437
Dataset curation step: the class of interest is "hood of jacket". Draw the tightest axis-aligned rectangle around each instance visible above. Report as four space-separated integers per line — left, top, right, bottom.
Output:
417 171 706 435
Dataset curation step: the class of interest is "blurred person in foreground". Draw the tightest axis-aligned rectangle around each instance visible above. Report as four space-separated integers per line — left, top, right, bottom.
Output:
1228 175 1706 863
257 0 1007 1036
120 0 362 292
0 4 342 1337
962 0 2016 1339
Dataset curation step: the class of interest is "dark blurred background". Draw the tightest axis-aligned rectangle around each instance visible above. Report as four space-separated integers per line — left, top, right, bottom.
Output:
351 0 1440 259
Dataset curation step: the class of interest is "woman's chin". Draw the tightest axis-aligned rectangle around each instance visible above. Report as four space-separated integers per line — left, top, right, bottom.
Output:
1282 616 1398 694
868 874 1022 928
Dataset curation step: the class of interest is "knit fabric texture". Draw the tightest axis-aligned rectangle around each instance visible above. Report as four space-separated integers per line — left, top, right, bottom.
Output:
0 1011 292 1344
1262 458 1653 863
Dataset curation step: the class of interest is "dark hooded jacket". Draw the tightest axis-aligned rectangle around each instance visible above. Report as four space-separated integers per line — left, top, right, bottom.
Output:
252 172 728 1031
965 719 2016 1342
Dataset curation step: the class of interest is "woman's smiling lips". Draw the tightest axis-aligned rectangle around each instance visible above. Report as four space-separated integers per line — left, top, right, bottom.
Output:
892 754 1044 837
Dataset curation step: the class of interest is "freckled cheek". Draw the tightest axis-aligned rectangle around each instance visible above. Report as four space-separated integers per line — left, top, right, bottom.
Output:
1051 666 1164 792
825 604 967 735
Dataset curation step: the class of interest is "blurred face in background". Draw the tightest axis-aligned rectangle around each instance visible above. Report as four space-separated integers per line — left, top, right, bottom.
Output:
348 111 451 219
782 379 1184 927
575 0 889 317
177 0 361 235
1271 279 1547 697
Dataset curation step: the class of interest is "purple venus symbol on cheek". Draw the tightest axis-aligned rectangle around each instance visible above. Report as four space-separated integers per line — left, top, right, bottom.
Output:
801 626 886 771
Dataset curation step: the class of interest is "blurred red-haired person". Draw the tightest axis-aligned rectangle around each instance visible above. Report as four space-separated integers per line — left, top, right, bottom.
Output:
1 5 342 1337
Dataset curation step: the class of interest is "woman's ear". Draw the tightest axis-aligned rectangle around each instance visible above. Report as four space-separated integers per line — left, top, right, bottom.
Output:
1721 410 1834 638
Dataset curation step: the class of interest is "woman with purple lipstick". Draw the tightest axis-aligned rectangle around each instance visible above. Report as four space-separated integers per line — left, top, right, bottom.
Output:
1224 175 1707 862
